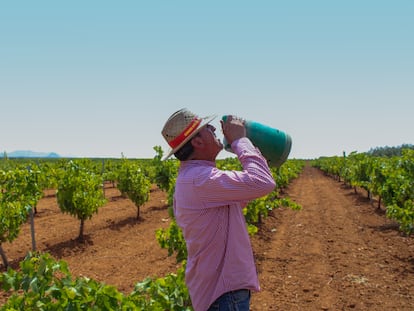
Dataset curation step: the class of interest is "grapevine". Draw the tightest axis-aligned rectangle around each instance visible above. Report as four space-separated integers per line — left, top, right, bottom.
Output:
56 160 107 241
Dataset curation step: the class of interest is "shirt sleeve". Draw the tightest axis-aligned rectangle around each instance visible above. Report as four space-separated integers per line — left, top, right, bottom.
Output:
194 137 276 207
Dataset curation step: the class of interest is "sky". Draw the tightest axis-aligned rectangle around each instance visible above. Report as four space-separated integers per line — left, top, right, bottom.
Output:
1 1 413 160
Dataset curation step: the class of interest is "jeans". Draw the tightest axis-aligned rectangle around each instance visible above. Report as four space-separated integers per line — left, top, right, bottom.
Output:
207 289 251 311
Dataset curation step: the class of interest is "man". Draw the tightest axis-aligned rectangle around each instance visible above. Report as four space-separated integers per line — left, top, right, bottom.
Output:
161 108 276 311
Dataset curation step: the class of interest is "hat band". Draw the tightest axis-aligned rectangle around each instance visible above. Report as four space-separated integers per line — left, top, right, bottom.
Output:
168 117 202 149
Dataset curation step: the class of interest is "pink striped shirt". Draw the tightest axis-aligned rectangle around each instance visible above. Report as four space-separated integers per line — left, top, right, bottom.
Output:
173 137 276 311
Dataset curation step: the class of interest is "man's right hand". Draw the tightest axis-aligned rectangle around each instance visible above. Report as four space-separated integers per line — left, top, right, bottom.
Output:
221 115 246 145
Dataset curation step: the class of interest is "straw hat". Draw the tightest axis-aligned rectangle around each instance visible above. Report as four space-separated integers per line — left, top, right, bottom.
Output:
161 108 216 159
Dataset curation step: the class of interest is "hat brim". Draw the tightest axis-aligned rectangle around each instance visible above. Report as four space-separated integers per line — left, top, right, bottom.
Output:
163 114 217 160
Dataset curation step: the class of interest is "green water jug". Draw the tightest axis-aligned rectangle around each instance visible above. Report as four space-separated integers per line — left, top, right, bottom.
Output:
222 115 292 167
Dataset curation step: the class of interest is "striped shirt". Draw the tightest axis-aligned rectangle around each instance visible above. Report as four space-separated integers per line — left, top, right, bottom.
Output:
173 137 276 311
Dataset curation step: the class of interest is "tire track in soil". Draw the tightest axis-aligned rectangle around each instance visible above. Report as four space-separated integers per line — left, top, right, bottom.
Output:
250 163 414 311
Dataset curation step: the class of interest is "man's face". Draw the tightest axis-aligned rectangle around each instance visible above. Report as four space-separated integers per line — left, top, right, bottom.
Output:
197 124 223 160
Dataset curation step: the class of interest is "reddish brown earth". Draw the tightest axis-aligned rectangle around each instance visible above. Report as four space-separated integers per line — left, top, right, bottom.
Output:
1 164 414 310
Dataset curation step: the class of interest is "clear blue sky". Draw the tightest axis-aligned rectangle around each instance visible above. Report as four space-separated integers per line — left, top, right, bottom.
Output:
1 1 413 159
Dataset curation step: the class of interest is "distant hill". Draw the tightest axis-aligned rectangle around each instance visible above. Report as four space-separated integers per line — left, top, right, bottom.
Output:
4 150 61 158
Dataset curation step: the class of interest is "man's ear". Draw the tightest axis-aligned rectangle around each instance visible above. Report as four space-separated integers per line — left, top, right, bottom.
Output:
191 135 204 149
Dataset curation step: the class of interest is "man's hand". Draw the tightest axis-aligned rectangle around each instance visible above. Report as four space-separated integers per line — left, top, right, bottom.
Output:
220 115 246 145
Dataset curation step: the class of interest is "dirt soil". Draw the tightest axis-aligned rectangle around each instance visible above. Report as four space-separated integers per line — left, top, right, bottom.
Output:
1 163 413 310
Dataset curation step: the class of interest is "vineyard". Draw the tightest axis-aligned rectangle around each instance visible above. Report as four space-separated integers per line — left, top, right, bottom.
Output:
0 148 413 310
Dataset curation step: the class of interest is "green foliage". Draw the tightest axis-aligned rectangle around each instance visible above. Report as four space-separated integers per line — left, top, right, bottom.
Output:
0 167 44 266
131 263 192 311
0 252 127 310
367 144 414 157
116 158 151 219
272 159 305 190
152 146 178 197
314 149 414 235
344 153 374 195
0 166 43 211
274 197 302 211
216 157 242 171
313 155 346 181
383 150 414 234
166 178 176 207
247 224 259 235
244 193 276 224
35 162 61 191
387 200 414 235
0 252 192 311
244 191 302 233
94 158 117 190
0 198 30 244
152 146 179 207
156 218 187 263
56 160 107 240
